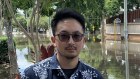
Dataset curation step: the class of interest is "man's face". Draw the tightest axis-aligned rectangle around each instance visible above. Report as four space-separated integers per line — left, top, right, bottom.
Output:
51 18 85 59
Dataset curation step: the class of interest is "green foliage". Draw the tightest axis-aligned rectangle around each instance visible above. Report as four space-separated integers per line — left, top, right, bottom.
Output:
39 0 57 16
106 58 125 79
12 16 27 30
41 6 54 16
3 0 140 36
80 42 103 68
1 0 12 19
26 15 50 31
19 18 27 29
0 36 7 40
104 0 120 17
1 0 35 20
0 37 9 63
25 8 32 17
0 64 10 78
39 16 49 30
12 0 35 10
0 36 16 63
104 0 140 17
55 0 104 34
120 0 140 11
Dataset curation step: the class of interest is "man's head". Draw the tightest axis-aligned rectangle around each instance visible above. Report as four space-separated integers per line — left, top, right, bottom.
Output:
51 8 86 59
51 8 85 36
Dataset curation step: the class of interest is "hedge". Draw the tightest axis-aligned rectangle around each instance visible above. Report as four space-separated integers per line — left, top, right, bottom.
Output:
0 37 9 64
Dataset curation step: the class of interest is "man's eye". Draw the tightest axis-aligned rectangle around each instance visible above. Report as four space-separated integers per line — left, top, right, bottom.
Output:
73 34 81 38
61 34 69 37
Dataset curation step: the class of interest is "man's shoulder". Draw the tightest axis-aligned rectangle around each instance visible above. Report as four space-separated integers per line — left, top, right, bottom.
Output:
21 57 53 79
79 61 103 79
80 61 96 70
26 56 53 70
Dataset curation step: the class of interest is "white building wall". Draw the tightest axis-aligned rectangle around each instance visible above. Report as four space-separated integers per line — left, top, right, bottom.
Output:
106 23 140 35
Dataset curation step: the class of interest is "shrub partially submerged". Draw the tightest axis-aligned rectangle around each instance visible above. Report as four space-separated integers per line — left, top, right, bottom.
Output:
0 37 9 64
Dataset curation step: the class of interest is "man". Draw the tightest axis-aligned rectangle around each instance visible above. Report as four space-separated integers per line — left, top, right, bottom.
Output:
21 8 103 79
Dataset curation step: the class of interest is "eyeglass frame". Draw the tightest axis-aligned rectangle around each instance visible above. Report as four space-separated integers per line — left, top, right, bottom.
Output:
55 32 85 42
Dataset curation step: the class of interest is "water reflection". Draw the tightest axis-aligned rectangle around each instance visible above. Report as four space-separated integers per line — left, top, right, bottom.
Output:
106 40 140 79
14 41 140 79
80 41 140 79
16 47 33 74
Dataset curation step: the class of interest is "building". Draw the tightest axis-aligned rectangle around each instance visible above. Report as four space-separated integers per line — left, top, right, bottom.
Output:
105 9 140 42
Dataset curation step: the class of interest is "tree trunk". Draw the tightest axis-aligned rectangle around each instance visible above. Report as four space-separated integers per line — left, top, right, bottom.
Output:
0 0 2 36
5 18 19 79
5 0 32 41
35 0 41 61
101 18 106 53
29 0 40 62
5 0 41 62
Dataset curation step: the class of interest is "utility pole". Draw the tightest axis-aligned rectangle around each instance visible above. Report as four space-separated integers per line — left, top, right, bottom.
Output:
124 0 129 79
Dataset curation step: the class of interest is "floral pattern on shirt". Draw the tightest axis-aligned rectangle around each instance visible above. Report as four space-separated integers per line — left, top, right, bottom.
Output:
21 54 103 79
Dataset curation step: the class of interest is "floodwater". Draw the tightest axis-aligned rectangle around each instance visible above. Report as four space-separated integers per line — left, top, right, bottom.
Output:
80 41 140 79
16 47 34 74
0 41 140 79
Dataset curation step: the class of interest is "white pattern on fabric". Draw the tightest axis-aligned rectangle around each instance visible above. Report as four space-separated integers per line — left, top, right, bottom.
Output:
21 54 103 79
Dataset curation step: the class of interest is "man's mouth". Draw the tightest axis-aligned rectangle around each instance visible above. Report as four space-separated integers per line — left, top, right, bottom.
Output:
65 47 76 50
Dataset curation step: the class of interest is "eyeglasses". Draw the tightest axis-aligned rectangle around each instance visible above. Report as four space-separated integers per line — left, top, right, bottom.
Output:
55 32 84 42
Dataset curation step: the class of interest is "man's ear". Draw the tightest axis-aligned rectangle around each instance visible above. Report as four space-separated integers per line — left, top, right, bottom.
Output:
51 36 56 46
51 37 55 43
84 36 87 43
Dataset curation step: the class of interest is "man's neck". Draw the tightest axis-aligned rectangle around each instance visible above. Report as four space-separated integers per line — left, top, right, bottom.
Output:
57 54 79 69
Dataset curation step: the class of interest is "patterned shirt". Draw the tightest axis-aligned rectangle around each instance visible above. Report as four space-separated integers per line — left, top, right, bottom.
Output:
21 54 103 79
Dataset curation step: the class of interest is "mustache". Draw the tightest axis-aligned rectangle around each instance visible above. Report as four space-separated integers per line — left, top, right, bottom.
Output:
65 45 77 50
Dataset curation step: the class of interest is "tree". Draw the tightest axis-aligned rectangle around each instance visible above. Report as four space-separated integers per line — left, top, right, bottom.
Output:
104 0 120 17
122 0 140 11
4 0 40 78
55 0 104 33
1 0 20 79
0 0 2 36
5 0 56 63
104 0 140 17
38 16 49 31
12 17 27 30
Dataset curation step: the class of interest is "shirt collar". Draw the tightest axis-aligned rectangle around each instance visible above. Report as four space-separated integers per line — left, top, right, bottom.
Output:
49 54 61 69
49 54 83 71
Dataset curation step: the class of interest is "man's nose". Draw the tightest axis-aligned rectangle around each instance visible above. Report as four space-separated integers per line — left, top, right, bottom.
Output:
68 36 74 43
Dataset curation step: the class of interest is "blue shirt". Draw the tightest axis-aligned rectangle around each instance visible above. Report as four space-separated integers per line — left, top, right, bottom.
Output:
21 54 103 79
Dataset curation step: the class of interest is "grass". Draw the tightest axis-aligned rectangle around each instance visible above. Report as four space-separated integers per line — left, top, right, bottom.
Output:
0 36 7 40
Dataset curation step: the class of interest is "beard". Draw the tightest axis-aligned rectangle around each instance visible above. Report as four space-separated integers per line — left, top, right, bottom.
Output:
56 48 79 59
64 54 78 59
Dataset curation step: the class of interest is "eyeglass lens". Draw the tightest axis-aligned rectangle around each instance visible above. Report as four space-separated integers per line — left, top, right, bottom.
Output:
57 32 84 42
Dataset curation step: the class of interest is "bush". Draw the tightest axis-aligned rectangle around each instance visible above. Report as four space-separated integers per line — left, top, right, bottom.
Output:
0 36 16 63
0 37 9 64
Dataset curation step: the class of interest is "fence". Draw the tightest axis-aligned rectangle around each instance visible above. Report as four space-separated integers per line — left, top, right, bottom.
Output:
106 9 140 24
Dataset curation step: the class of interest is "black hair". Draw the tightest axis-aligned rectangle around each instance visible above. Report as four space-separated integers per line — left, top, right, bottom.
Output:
51 8 85 36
